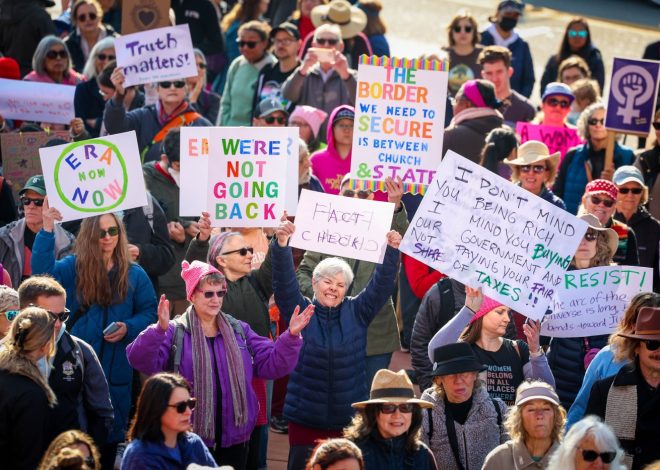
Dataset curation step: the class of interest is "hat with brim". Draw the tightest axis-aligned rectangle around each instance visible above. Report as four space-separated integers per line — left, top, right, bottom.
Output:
613 165 645 187
19 174 47 196
430 343 487 377
515 384 560 407
542 82 575 103
352 369 432 409
618 307 660 341
506 141 560 168
311 0 367 39
578 213 619 257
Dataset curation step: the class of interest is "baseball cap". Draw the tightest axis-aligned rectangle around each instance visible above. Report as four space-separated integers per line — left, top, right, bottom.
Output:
255 97 288 119
613 165 645 187
542 82 575 103
20 175 47 196
497 0 524 14
332 108 355 125
271 22 300 40
584 179 618 200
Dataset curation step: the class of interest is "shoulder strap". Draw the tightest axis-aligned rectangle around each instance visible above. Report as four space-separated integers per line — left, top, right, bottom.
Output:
168 320 185 372
426 407 434 439
443 399 466 470
437 277 455 318
491 396 502 426
142 193 155 231
226 314 254 358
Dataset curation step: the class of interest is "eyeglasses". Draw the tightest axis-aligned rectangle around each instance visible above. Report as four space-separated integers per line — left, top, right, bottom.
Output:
20 196 45 207
159 81 186 89
197 289 227 299
220 247 254 257
97 53 115 61
77 12 98 22
48 309 70 323
544 97 571 109
379 403 415 414
0 310 19 321
341 189 372 199
583 231 598 242
237 40 258 49
274 38 296 45
618 187 643 195
653 122 660 130
168 397 197 413
519 164 546 174
568 29 588 38
99 226 120 238
197 62 207 69
453 25 473 33
578 448 616 464
589 195 615 208
264 116 287 125
316 38 339 46
588 118 605 126
46 50 68 60
642 339 660 351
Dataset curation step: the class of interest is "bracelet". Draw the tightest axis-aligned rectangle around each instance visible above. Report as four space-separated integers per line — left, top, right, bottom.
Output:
530 348 544 358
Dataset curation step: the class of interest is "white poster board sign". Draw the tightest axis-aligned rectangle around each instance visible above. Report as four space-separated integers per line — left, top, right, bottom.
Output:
400 150 588 320
115 24 198 87
541 266 653 337
0 79 75 125
289 189 394 263
39 131 148 221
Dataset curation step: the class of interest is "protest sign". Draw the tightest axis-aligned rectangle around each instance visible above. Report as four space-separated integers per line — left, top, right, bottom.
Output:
0 79 75 125
350 56 448 195
122 0 170 34
179 127 210 216
541 266 652 338
516 122 582 161
289 189 394 263
39 131 147 221
605 57 660 136
399 150 588 320
1 131 71 200
115 25 198 87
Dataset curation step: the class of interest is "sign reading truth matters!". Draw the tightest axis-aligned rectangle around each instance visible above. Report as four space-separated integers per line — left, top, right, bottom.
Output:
350 56 448 194
39 131 148 221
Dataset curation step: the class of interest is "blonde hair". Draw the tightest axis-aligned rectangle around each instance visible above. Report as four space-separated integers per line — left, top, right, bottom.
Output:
510 157 559 187
39 430 101 470
504 380 566 443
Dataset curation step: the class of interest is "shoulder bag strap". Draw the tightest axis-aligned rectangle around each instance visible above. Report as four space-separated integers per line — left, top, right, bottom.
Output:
443 398 466 470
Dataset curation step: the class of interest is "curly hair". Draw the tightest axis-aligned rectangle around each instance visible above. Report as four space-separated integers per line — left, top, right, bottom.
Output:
569 229 613 268
343 404 424 453
504 380 566 443
610 292 660 363
38 430 101 470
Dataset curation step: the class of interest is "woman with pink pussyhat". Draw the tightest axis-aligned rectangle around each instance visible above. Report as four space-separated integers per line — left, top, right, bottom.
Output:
427 288 554 405
289 105 328 153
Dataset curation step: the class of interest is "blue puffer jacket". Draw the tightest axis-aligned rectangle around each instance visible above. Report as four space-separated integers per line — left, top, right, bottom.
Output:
31 230 158 443
480 30 535 98
271 241 399 430
121 433 217 470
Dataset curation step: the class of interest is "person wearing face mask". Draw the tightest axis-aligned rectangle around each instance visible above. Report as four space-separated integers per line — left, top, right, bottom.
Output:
480 0 535 98
0 307 57 470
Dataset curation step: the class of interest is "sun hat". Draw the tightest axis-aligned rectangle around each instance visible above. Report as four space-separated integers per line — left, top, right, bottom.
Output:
578 213 619 256
542 82 575 103
584 179 618 201
289 105 328 138
310 0 367 39
515 381 560 407
469 296 506 324
352 369 432 408
613 165 645 187
505 141 560 168
180 260 223 301
430 342 487 377
617 307 660 341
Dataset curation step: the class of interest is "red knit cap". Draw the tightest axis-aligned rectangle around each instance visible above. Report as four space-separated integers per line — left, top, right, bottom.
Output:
585 179 618 201
180 260 223 301
469 296 506 324
0 57 20 80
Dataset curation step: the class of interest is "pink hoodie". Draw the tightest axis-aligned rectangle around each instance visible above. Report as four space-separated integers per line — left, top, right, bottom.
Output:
309 105 353 195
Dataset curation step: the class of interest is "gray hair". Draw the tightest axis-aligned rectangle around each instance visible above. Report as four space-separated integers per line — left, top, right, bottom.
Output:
546 415 625 470
193 48 207 63
312 257 354 287
32 35 72 77
577 101 606 142
0 286 19 312
298 138 309 162
313 24 343 44
82 36 115 79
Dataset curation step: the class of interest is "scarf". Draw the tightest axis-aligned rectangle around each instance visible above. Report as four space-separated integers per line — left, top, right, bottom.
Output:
450 107 502 126
156 100 189 126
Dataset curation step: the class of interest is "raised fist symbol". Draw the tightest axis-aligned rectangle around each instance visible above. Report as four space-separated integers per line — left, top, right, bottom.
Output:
622 73 644 101
613 64 654 126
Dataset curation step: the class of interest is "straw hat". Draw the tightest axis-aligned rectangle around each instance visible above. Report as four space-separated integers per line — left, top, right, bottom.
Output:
578 213 619 256
506 141 560 168
311 0 367 39
352 369 432 409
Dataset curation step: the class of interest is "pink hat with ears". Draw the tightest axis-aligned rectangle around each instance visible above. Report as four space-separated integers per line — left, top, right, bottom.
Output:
289 105 329 138
180 260 223 301
469 296 506 324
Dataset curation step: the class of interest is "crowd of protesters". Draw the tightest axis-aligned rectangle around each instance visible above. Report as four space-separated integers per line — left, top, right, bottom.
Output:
0 0 659 469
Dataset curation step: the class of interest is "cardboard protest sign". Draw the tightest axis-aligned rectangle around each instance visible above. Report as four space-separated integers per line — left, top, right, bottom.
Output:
115 25 198 87
289 189 394 263
0 79 75 125
39 131 148 221
399 150 588 320
1 131 71 200
541 266 652 338
122 0 170 35
350 56 448 195
605 57 660 136
179 127 210 216
516 122 582 161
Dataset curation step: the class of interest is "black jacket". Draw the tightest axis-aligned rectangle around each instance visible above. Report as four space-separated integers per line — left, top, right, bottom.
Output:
172 0 224 55
64 24 118 73
614 207 660 289
356 430 438 470
540 45 605 97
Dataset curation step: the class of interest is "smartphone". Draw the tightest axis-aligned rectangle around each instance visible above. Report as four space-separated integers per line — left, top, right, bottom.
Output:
103 322 120 336
309 47 335 64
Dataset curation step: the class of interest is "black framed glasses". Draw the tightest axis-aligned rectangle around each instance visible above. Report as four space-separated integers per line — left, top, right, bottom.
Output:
264 116 286 125
48 309 70 323
588 118 605 126
220 247 254 257
583 230 598 242
159 81 186 89
453 25 473 33
618 187 643 195
0 310 19 321
77 12 98 22
316 38 339 46
544 97 571 109
20 196 45 207
237 40 258 49
197 289 227 299
578 448 616 464
341 189 372 199
642 339 660 351
589 195 615 208
168 397 197 413
519 164 547 174
46 50 68 60
97 53 115 61
99 226 120 239
379 403 415 414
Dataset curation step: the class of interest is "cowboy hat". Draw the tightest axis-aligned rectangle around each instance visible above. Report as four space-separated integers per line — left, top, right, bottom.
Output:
311 0 367 39
352 369 432 409
506 141 560 168
618 307 660 341
578 213 619 257
430 343 487 377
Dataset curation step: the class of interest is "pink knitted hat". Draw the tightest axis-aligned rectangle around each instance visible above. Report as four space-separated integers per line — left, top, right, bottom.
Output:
469 296 506 324
289 105 328 138
180 260 223 301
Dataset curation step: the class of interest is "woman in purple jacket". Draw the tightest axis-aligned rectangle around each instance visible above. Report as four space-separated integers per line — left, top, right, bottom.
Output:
126 260 313 469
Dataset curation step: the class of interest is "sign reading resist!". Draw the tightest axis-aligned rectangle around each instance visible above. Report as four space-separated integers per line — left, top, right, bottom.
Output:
399 150 587 320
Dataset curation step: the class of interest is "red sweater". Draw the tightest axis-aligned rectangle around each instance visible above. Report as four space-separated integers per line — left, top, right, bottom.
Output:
401 254 445 299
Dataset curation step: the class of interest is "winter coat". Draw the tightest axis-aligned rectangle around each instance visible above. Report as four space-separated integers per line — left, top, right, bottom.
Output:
421 385 509 470
483 439 559 470
121 433 217 470
635 145 660 220
442 108 504 164
126 309 302 448
480 29 535 98
191 90 221 125
540 45 605 97
103 98 211 163
614 206 660 288
272 240 399 430
0 218 74 287
31 230 158 443
24 69 85 85
355 429 437 470
538 186 566 210
171 0 225 56
64 24 118 73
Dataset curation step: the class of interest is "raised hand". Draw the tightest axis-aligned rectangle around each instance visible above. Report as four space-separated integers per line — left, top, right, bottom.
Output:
464 286 483 314
288 304 315 336
110 67 126 96
41 196 63 232
275 212 295 247
386 230 402 249
385 176 404 210
197 211 212 241
157 294 170 331
522 319 542 353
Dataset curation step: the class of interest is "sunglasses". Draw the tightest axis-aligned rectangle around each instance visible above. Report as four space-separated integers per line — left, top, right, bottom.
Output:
99 226 120 238
237 40 258 49
316 38 339 46
653 122 660 130
545 97 571 109
568 29 588 38
197 62 207 69
588 118 605 126
49 309 71 323
0 310 19 321
453 25 473 33
341 189 372 199
198 289 227 299
77 12 98 22
520 164 546 174
97 53 115 61
159 81 186 89
583 231 598 242
46 50 68 60
221 247 254 257
20 196 45 207
589 195 615 208
618 187 643 195
168 397 197 413
264 116 287 125
379 403 415 414
579 448 616 464
643 339 660 351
